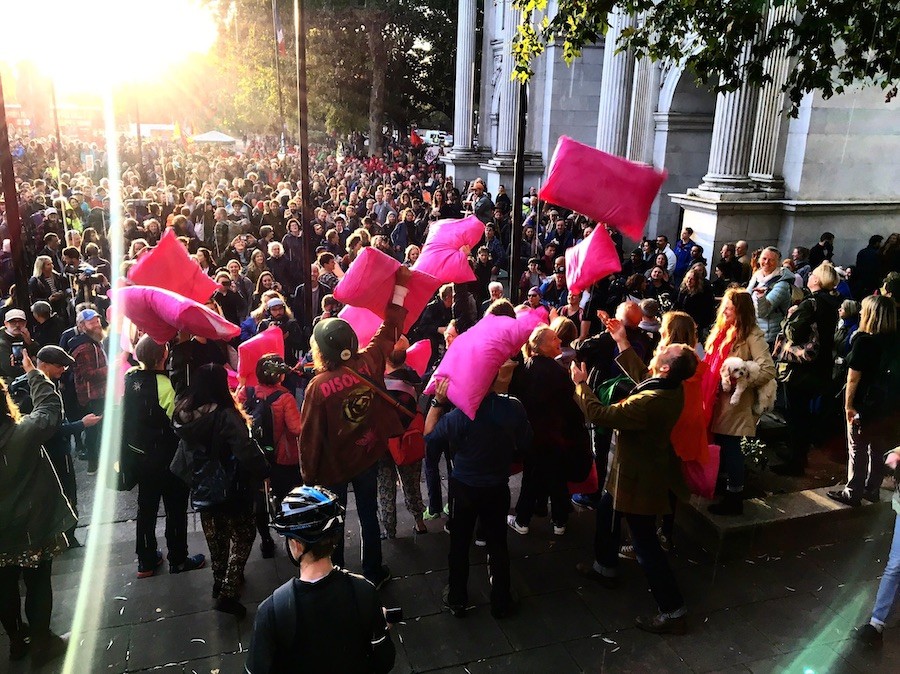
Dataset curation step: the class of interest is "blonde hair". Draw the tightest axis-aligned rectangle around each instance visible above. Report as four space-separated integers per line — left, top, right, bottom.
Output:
32 255 53 278
811 262 838 291
524 325 554 358
550 316 577 346
858 295 896 336
705 288 757 351
660 311 697 349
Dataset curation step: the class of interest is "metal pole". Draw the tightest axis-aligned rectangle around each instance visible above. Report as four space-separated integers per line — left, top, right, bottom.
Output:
294 0 313 334
272 0 287 143
509 79 527 300
49 83 68 231
0 75 32 311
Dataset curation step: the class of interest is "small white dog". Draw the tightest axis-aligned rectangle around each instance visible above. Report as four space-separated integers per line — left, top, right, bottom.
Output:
720 356 777 416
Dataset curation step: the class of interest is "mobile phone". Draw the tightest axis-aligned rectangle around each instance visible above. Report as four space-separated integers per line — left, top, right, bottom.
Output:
11 342 24 367
384 607 403 624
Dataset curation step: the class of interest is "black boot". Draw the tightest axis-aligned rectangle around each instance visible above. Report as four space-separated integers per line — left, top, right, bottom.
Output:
708 491 743 516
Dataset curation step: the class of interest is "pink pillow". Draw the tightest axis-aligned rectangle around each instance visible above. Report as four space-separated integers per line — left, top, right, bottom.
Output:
338 305 384 348
335 247 441 332
127 229 219 303
412 215 484 283
115 285 240 345
405 340 432 376
424 314 535 419
564 227 623 294
515 305 550 330
539 136 667 241
238 326 285 386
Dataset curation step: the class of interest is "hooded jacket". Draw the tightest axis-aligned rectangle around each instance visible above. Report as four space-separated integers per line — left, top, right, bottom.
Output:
748 267 796 344
0 370 74 556
69 332 107 406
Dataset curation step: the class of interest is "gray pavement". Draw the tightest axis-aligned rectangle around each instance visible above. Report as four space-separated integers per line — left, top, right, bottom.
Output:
3 459 899 673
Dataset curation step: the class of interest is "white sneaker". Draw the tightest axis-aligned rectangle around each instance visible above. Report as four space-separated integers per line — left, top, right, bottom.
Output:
618 544 636 560
506 515 529 535
553 524 566 536
474 538 487 547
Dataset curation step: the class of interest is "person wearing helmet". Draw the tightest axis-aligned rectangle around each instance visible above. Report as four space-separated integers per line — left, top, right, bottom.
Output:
299 266 411 589
245 486 395 674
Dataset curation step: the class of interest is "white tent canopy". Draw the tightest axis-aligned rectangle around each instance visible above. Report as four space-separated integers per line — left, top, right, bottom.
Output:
191 130 237 143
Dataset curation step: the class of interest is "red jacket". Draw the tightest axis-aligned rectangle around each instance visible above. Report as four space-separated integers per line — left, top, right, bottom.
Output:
240 383 302 466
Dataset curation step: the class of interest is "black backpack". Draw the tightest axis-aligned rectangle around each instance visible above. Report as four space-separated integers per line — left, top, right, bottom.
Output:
244 386 287 455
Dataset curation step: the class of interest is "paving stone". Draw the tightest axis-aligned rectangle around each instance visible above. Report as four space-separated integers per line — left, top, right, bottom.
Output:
830 634 900 673
662 607 779 672
565 628 692 673
127 610 241 671
465 643 581 673
180 650 249 674
497 589 602 650
744 641 855 674
736 592 857 653
395 608 512 670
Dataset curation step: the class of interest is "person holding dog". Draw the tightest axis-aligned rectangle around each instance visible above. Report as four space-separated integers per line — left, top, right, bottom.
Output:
701 289 775 516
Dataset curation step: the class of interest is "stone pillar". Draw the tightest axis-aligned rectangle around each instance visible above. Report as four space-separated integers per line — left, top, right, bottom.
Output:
450 0 478 152
495 0 520 156
749 3 794 193
595 8 635 156
698 39 761 192
626 57 661 164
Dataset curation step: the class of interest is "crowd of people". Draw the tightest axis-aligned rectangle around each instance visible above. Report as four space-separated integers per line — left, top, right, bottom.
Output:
0 132 899 670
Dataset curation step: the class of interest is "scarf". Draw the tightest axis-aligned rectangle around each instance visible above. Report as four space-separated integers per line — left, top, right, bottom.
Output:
700 327 734 429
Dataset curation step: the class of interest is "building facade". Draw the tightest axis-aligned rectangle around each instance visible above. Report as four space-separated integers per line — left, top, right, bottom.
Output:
442 0 900 266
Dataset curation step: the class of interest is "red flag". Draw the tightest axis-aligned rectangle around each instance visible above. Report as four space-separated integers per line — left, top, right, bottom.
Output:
275 12 286 55
410 129 424 147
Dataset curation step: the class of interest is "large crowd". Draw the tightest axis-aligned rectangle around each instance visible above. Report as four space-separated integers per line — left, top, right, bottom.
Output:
0 133 899 670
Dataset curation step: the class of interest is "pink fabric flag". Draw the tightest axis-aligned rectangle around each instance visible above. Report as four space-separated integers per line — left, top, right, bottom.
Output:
127 229 219 303
412 215 484 283
564 227 623 294
539 136 667 241
238 326 285 386
115 285 240 345
334 246 441 333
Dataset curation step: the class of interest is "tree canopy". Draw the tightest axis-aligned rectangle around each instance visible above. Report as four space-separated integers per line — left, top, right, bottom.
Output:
512 0 900 115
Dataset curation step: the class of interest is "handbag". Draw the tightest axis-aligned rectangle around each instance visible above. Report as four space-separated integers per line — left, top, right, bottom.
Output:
681 444 721 500
388 412 426 465
773 298 820 364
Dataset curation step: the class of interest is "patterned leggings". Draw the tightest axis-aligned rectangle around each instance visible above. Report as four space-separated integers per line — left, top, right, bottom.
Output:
376 457 425 538
200 506 256 600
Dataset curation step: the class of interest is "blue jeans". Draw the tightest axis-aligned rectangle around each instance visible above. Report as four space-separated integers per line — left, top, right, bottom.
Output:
871 511 900 627
716 434 744 492
329 462 382 582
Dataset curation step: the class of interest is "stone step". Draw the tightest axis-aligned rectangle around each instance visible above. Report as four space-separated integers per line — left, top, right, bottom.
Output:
676 486 896 560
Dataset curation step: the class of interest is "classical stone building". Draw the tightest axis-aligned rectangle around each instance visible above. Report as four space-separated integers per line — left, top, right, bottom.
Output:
441 1 900 266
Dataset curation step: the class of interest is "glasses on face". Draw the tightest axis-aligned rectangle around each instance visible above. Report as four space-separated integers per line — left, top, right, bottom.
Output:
528 293 539 298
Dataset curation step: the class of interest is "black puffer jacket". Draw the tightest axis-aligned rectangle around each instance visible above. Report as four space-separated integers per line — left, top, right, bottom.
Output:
172 403 269 512
781 289 841 390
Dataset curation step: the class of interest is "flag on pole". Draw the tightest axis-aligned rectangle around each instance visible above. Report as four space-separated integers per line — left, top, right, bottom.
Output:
410 129 424 147
275 11 286 55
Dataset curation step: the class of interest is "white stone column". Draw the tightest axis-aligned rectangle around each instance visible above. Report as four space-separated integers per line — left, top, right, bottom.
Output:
595 8 635 156
749 2 794 192
626 57 661 164
495 0 521 156
451 0 477 152
699 39 761 192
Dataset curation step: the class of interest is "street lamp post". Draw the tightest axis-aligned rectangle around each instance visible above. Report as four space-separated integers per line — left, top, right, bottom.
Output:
294 0 313 335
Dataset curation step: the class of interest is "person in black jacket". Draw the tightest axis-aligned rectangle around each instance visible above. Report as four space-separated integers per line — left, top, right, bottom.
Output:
126 336 206 578
31 301 68 348
28 256 70 319
246 486 395 674
413 284 453 368
173 364 269 617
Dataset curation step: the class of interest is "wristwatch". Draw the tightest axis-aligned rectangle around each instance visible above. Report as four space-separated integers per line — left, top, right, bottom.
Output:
430 398 451 410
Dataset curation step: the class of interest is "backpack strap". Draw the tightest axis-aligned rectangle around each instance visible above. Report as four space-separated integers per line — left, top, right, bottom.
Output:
272 579 297 652
341 366 416 420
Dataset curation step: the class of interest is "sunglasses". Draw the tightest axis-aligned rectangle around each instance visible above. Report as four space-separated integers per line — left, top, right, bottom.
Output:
528 293 539 298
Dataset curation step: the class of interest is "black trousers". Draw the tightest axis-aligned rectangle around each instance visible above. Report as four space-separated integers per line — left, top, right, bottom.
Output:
83 399 104 470
48 450 78 537
594 491 684 614
254 464 303 543
514 454 571 526
0 561 53 639
447 478 512 610
136 469 190 567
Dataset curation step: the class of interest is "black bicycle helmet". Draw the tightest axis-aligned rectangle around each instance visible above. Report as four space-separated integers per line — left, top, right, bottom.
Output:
270 486 345 543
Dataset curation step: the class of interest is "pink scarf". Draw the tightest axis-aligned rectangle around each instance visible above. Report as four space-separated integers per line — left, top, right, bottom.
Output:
700 328 734 430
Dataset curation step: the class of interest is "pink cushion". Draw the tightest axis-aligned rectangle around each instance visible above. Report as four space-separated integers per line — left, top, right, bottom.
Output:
335 247 441 332
539 136 667 241
412 215 484 283
238 326 285 386
564 227 623 294
115 285 240 345
514 305 550 330
405 340 432 376
338 305 384 348
127 229 219 303
424 313 535 419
